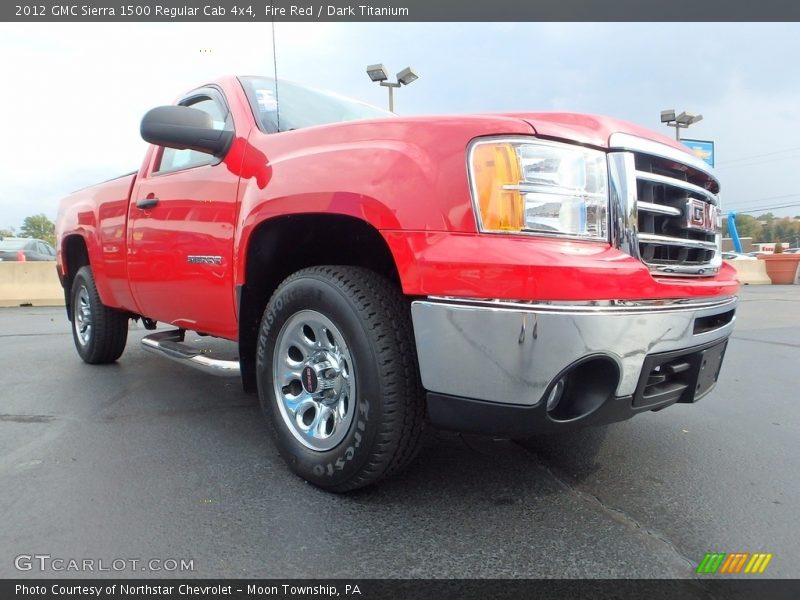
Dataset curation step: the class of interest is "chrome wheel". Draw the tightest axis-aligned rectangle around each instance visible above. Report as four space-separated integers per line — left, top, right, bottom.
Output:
74 285 92 346
272 310 356 452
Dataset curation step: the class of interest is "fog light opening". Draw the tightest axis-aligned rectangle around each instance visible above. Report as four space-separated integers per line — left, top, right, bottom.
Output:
546 357 619 422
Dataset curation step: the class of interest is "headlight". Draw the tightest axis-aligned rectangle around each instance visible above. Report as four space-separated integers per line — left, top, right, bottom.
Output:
468 138 609 241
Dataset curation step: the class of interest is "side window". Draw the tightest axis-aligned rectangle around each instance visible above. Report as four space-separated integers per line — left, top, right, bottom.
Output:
155 94 233 174
37 242 50 255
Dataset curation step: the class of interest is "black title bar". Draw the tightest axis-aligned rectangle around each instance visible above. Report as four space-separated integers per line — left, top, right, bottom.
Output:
3 0 800 22
4 579 800 600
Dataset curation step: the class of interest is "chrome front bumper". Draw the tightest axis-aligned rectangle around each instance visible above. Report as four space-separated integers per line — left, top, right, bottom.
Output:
411 296 737 408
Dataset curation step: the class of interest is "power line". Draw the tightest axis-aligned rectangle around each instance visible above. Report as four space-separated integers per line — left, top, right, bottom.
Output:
724 193 800 208
716 154 800 170
716 146 800 167
734 202 800 214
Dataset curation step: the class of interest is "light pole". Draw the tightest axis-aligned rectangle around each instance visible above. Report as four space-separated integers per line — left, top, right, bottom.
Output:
661 109 703 141
366 64 419 112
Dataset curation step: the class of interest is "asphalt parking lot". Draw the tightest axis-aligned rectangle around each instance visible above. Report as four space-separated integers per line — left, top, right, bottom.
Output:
1 285 798 579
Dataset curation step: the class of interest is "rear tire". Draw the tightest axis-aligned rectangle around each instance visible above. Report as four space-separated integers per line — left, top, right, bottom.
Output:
70 266 128 364
256 266 425 492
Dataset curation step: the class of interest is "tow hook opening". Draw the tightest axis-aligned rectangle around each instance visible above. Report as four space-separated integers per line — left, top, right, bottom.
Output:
545 357 619 422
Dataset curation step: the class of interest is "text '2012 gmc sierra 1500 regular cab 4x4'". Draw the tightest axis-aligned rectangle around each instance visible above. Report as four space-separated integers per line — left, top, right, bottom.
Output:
56 76 737 491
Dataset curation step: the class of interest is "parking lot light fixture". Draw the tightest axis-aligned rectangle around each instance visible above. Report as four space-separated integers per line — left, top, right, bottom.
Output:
366 64 389 83
396 67 419 86
661 108 703 140
366 63 419 112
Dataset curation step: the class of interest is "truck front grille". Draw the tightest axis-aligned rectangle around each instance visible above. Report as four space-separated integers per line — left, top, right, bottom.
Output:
608 135 722 277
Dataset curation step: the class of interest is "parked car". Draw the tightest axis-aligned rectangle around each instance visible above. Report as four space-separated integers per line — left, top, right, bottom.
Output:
722 252 757 261
55 76 738 491
0 237 56 261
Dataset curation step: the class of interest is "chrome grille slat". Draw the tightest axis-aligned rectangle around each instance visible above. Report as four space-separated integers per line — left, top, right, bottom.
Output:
607 135 722 278
638 233 718 252
635 170 718 205
637 202 682 217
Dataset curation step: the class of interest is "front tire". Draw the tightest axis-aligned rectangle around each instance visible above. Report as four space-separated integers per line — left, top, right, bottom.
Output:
70 266 129 364
256 266 425 492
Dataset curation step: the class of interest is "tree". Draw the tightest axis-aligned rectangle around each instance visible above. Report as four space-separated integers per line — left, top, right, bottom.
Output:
723 213 762 242
0 227 15 239
20 214 56 246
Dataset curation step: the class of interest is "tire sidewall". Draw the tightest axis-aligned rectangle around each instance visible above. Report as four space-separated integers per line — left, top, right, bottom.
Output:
256 274 384 489
71 267 95 361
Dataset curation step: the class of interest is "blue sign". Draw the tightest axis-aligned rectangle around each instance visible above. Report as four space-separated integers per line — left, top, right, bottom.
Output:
681 138 715 167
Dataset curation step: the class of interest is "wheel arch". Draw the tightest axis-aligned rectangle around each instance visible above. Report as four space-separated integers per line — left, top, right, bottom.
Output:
61 234 91 321
238 213 402 392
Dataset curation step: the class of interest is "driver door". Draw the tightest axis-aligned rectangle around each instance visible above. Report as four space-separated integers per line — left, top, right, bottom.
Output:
127 87 240 339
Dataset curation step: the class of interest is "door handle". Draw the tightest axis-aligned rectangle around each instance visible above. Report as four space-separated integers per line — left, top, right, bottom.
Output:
136 196 159 209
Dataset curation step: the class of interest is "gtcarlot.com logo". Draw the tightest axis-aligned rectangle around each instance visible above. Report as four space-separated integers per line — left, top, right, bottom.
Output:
14 554 194 573
697 552 773 574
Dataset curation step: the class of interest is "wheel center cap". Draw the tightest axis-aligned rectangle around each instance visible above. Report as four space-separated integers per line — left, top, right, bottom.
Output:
301 354 342 397
301 365 319 394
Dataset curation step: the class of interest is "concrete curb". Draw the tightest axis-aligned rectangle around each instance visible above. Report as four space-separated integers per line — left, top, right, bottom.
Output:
724 259 772 285
0 262 64 307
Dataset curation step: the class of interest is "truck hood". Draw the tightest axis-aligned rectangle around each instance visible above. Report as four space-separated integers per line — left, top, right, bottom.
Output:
500 112 690 154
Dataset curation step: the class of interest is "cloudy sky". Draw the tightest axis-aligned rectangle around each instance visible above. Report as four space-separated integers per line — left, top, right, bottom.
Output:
1 22 799 231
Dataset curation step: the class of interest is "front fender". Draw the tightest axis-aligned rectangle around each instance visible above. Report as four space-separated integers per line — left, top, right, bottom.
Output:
234 137 450 285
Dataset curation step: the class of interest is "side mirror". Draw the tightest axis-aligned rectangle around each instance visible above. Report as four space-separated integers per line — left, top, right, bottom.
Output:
140 105 233 157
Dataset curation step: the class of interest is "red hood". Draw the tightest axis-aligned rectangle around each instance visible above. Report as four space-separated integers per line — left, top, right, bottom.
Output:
500 112 690 153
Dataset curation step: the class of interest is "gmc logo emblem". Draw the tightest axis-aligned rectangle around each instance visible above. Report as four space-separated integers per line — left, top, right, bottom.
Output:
686 199 720 234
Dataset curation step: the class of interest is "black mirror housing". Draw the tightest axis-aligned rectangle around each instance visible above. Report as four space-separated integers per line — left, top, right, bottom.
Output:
140 105 233 157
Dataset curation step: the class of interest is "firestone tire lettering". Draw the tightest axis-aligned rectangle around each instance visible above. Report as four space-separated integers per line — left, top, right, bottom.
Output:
255 266 425 492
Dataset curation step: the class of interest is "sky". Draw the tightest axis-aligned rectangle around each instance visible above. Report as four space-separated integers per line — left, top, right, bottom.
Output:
1 21 800 231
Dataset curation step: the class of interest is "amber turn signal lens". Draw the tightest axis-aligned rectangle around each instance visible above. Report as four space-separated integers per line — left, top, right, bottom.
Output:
471 143 524 231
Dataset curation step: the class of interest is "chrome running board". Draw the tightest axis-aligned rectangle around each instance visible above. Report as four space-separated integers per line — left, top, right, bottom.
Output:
141 330 240 377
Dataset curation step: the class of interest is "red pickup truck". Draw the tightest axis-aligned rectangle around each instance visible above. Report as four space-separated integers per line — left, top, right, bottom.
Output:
56 75 737 491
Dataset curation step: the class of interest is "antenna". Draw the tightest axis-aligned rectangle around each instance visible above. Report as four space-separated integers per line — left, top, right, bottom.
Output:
271 21 280 132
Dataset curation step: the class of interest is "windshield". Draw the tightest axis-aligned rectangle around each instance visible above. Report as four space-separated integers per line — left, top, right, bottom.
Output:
239 76 394 133
0 239 28 251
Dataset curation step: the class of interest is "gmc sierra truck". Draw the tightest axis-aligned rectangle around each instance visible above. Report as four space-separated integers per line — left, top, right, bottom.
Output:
56 76 737 491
